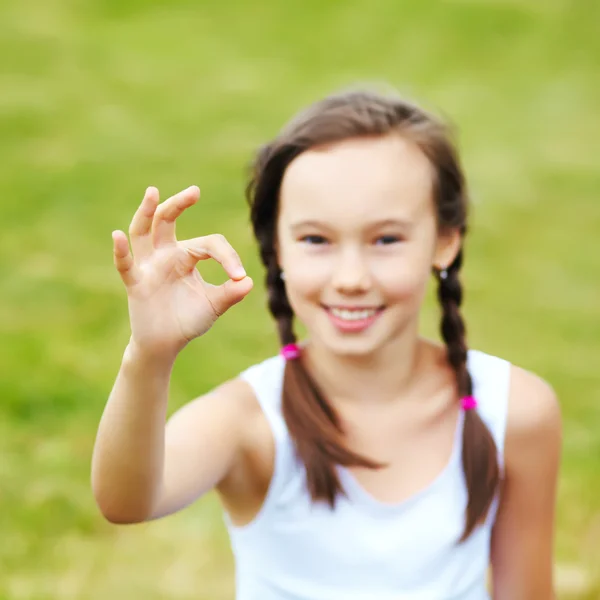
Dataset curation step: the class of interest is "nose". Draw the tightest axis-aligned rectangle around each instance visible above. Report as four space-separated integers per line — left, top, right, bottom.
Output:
331 247 372 295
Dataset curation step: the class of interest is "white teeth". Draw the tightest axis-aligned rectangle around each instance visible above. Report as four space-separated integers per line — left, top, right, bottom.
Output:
330 307 378 321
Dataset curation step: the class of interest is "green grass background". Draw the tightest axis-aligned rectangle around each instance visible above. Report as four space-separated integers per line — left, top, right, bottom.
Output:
1 0 599 598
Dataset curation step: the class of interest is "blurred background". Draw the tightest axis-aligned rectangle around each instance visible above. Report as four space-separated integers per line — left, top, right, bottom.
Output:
1 0 599 598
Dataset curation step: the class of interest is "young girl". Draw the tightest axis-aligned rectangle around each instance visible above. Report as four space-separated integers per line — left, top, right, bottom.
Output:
92 89 562 599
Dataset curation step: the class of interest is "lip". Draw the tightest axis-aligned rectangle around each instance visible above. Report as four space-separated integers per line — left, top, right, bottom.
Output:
322 305 385 333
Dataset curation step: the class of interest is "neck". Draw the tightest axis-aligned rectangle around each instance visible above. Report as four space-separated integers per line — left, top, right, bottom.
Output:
302 324 431 405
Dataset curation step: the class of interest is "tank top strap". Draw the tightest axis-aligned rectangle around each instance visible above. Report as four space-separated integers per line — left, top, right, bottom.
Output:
467 348 512 470
236 354 298 527
239 354 288 439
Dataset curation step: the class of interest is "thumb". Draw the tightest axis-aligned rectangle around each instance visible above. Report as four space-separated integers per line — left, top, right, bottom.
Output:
206 276 254 317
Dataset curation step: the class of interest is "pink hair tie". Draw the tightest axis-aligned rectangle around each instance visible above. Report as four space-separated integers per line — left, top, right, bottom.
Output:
281 343 301 360
461 395 478 411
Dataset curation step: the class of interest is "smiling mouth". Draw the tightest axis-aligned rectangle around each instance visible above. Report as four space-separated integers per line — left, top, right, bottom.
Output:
323 305 385 322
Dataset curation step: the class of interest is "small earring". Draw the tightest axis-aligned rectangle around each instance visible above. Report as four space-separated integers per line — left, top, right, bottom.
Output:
439 268 448 280
280 271 286 281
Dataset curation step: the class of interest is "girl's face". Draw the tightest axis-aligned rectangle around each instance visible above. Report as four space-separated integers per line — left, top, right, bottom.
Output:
276 134 460 358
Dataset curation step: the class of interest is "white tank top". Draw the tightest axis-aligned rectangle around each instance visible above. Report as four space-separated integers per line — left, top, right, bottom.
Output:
225 348 511 600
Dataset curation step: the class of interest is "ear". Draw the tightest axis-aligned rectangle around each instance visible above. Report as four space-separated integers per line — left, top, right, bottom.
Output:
433 227 461 271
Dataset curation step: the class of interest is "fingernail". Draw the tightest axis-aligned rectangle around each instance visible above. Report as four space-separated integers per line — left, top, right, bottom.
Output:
234 266 246 278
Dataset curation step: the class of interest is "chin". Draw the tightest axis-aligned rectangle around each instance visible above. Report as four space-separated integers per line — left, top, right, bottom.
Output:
313 325 391 359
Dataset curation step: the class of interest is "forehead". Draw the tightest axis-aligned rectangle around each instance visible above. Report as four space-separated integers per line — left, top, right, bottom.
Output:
279 134 434 225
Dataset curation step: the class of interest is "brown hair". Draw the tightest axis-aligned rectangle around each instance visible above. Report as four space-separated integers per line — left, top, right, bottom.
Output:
246 88 499 541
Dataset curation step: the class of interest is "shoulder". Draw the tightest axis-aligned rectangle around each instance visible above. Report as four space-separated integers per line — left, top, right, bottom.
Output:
466 348 561 465
170 354 281 436
166 375 264 447
213 376 274 461
199 353 283 408
504 364 562 473
209 375 264 414
212 353 285 435
167 371 273 484
506 365 562 441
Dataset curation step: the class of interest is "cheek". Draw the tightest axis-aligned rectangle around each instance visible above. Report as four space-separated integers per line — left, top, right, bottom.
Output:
371 253 433 301
375 269 429 301
283 255 331 302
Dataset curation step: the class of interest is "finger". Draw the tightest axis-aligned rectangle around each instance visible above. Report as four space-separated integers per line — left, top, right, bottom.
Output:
179 234 247 280
205 276 254 317
129 187 159 259
152 186 200 247
113 230 139 287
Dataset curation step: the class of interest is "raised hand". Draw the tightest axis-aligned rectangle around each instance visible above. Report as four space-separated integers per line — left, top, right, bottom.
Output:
112 186 253 357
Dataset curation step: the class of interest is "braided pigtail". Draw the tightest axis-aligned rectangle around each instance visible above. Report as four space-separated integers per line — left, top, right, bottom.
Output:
261 251 382 505
437 250 500 541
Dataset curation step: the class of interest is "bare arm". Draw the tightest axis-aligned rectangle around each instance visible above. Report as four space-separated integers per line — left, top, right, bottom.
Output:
148 377 255 521
490 366 562 599
91 343 174 523
91 347 251 523
91 186 253 524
